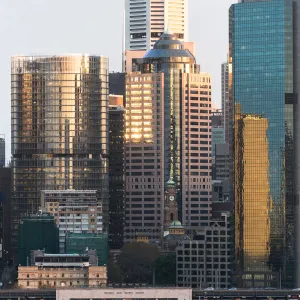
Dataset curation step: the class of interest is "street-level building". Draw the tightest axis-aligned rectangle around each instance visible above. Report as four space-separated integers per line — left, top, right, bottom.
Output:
176 213 231 289
56 288 192 300
18 250 106 289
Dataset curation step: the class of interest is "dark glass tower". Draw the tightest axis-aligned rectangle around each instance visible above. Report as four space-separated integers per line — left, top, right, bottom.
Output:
11 55 109 255
230 0 295 288
109 104 125 249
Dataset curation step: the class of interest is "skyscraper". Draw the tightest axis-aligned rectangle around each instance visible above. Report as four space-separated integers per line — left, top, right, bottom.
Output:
221 62 231 145
211 110 224 159
125 32 211 242
125 0 188 51
230 0 295 287
0 135 5 168
11 55 109 254
0 167 12 264
221 62 228 126
109 96 125 249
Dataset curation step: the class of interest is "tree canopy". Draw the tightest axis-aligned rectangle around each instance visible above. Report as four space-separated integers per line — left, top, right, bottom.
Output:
117 242 160 284
154 253 176 285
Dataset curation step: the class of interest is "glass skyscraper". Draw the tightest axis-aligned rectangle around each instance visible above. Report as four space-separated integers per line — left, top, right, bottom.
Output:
11 55 109 254
230 0 295 288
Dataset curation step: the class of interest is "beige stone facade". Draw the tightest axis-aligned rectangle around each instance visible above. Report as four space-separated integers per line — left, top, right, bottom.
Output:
56 288 192 300
18 265 106 289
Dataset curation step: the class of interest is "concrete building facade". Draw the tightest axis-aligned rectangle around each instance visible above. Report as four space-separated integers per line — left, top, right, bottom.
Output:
176 213 231 289
125 0 188 51
125 33 212 242
18 251 106 289
41 190 102 253
0 136 5 168
56 288 192 300
214 143 230 181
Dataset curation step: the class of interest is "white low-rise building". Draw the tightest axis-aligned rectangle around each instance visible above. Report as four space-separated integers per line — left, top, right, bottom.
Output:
56 288 192 300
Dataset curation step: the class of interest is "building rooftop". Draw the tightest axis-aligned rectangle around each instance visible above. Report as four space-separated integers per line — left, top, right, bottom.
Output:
42 253 84 257
166 178 175 187
143 32 195 60
41 190 97 194
169 221 184 229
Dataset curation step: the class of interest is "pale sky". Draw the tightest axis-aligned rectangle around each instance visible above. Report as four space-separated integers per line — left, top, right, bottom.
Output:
0 0 236 161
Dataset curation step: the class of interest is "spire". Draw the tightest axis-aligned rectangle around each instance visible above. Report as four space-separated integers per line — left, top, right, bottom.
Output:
164 27 173 35
167 177 175 187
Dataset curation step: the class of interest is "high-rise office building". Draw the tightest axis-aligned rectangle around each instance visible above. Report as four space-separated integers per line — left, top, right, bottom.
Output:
109 97 125 249
230 0 296 287
214 144 230 181
109 73 126 104
123 42 195 73
0 136 5 168
0 168 12 265
11 55 109 254
125 32 212 242
221 62 232 145
211 110 224 159
221 62 228 127
125 0 188 51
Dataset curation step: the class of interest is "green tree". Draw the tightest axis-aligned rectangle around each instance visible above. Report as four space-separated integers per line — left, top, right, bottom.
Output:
118 242 159 283
107 256 122 283
154 253 176 285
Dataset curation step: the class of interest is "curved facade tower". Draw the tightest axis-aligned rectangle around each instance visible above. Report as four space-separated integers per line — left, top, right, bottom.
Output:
11 55 109 251
125 33 212 242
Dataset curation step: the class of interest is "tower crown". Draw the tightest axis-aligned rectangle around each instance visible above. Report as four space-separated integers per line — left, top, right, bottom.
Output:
167 178 175 187
143 32 195 60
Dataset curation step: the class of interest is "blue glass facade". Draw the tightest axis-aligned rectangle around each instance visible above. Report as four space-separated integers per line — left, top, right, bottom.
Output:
231 0 294 287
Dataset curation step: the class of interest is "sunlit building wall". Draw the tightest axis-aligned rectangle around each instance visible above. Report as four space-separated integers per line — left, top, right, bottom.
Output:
11 55 109 254
125 73 165 241
235 112 272 287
